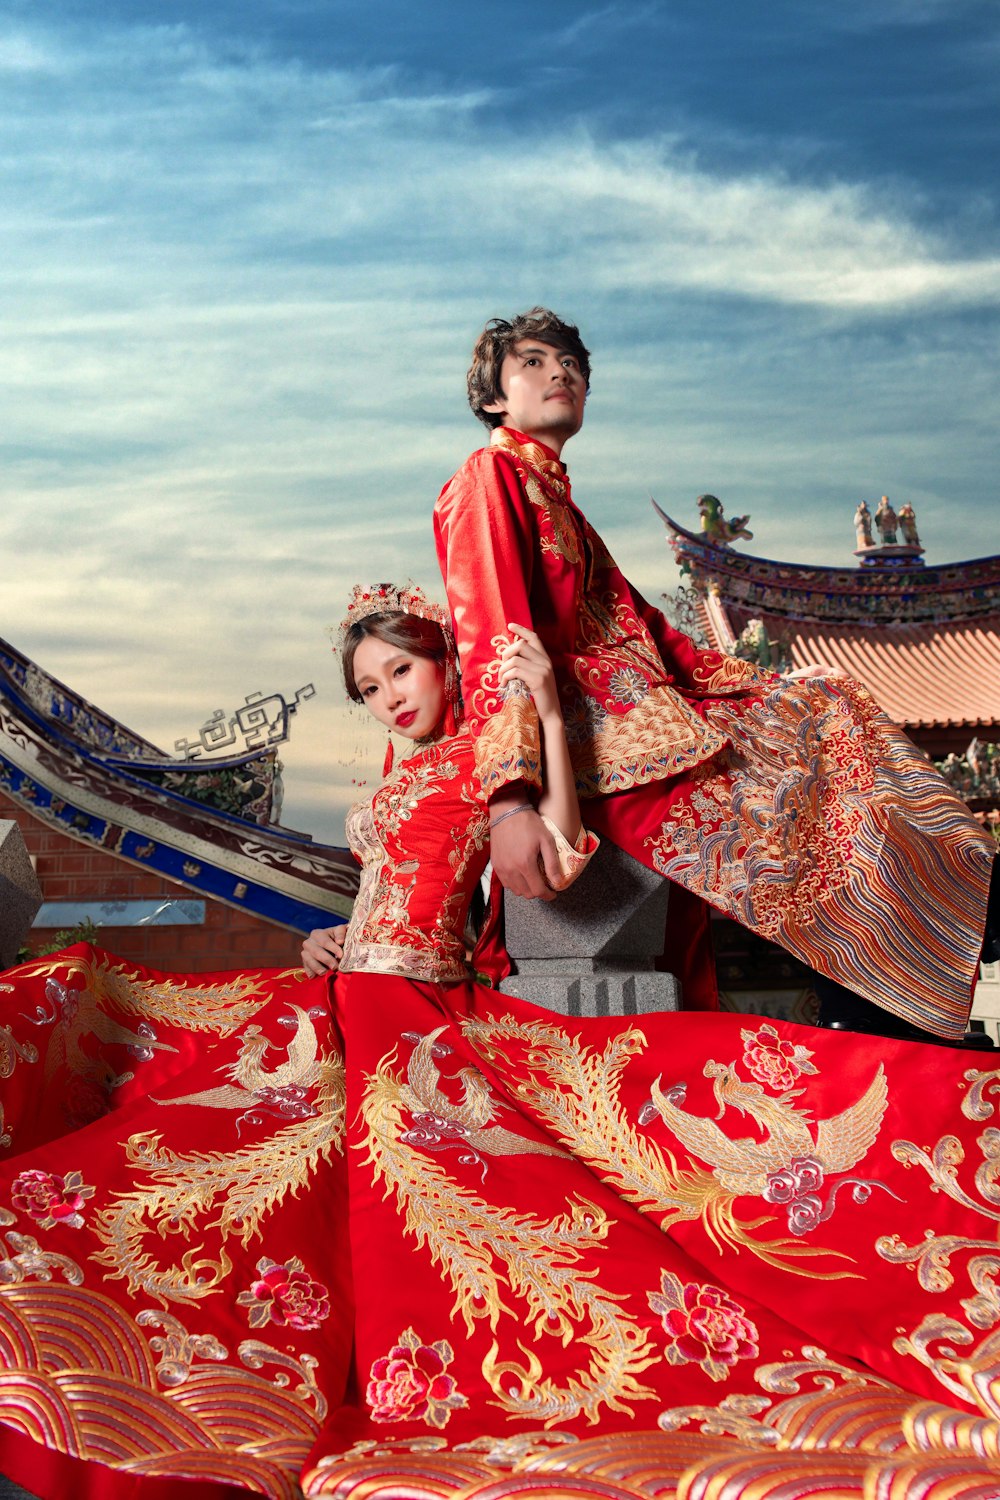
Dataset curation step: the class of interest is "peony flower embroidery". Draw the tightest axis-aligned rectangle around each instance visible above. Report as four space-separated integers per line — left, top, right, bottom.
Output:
238 1256 331 1331
367 1326 467 1428
741 1023 818 1092
10 1168 94 1229
649 1271 758 1383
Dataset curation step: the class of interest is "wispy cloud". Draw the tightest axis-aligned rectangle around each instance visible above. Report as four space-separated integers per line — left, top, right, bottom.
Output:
555 3 666 49
812 0 995 29
4 20 997 318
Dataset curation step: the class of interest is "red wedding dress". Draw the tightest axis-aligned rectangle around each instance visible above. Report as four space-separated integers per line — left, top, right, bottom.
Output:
3 726 1000 1499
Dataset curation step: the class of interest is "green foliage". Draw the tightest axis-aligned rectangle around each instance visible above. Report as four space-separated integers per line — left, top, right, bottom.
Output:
17 916 101 964
935 741 1000 836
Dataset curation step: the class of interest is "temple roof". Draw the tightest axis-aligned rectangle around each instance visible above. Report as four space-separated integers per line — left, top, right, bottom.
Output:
0 636 358 929
663 512 1000 625
661 510 1000 735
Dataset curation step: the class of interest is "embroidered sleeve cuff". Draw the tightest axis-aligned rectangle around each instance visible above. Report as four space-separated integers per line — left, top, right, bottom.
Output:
539 815 600 892
473 695 543 797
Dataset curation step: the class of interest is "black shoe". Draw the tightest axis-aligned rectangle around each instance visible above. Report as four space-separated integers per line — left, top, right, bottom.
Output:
814 974 994 1049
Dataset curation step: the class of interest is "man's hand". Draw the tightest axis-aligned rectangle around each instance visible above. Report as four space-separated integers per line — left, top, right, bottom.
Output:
489 793 562 900
301 924 347 976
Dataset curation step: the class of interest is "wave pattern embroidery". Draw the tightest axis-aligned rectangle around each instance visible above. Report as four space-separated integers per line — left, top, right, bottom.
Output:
644 675 995 1035
0 1280 325 1499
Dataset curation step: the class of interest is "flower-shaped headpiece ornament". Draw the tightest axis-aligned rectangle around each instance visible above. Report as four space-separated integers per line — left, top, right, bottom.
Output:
336 581 452 650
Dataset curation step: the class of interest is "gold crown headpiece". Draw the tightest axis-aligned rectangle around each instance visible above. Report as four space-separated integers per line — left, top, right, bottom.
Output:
333 582 462 745
334 581 453 652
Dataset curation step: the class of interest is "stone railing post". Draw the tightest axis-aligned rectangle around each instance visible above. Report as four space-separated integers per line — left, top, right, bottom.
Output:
0 821 43 970
500 840 679 1017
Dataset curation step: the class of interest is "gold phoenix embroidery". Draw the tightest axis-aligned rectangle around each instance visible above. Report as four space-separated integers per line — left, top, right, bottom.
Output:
16 949 292 1035
361 1044 658 1425
462 1013 874 1275
91 1046 345 1305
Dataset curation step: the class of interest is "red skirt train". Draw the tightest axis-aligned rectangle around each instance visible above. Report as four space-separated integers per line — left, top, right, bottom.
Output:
1 946 1000 1498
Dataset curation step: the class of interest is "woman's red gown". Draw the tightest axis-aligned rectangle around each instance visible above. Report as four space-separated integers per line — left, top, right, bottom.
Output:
2 728 1000 1498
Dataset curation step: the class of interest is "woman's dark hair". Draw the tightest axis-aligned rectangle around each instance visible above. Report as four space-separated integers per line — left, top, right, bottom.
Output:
342 611 449 703
467 306 592 429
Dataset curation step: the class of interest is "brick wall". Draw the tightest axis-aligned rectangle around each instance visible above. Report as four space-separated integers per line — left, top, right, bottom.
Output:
2 790 305 973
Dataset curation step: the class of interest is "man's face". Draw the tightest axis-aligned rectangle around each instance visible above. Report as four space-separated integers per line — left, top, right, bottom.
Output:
483 338 586 451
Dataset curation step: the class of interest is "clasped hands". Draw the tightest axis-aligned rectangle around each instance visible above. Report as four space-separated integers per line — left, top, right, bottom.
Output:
301 923 347 976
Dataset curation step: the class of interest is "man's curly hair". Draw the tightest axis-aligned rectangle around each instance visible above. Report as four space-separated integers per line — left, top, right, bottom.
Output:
467 307 591 429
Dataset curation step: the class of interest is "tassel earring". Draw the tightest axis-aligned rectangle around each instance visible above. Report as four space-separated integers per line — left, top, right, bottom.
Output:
442 653 462 737
383 736 395 777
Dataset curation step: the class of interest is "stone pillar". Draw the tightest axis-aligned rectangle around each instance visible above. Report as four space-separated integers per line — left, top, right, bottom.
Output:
500 840 680 1017
0 820 43 970
0 1477 39 1499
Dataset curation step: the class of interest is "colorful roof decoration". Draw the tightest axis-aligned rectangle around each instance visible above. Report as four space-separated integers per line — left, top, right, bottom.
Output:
659 501 1000 736
0 636 358 931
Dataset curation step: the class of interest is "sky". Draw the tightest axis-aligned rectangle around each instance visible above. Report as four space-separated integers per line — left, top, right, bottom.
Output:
2 0 998 845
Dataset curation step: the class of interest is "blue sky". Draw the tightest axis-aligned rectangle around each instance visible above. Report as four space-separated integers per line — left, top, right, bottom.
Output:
3 1 998 842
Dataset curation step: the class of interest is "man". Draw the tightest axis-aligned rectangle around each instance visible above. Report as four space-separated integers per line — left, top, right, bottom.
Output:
434 308 997 1037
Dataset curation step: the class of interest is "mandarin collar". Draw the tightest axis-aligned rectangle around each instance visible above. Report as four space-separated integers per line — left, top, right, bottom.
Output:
491 426 568 473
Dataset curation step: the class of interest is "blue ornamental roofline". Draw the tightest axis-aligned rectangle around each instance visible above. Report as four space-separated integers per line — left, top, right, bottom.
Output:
0 635 358 932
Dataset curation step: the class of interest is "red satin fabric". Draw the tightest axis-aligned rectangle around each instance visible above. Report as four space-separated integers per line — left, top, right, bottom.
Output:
434 427 764 805
2 948 1000 1496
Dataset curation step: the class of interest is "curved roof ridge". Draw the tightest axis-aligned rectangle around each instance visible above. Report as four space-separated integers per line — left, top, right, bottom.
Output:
0 634 164 760
658 510 1000 627
0 632 359 930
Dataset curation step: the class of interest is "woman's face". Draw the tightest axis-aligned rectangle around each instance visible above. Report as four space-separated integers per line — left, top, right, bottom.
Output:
352 633 446 742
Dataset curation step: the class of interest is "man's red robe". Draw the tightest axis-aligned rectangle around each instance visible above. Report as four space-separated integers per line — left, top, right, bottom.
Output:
434 426 995 1038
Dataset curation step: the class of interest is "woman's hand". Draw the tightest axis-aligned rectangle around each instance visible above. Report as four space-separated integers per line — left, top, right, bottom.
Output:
498 622 559 720
301 924 347 976
488 789 561 900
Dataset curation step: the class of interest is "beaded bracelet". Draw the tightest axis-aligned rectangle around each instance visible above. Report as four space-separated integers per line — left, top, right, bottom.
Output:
489 803 534 830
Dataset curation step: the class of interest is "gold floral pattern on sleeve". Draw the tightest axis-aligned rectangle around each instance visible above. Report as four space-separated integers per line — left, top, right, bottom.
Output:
691 652 774 693
484 430 742 796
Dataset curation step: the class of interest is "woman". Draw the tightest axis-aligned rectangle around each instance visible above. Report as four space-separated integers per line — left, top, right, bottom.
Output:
1 583 1000 1500
301 580 593 983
